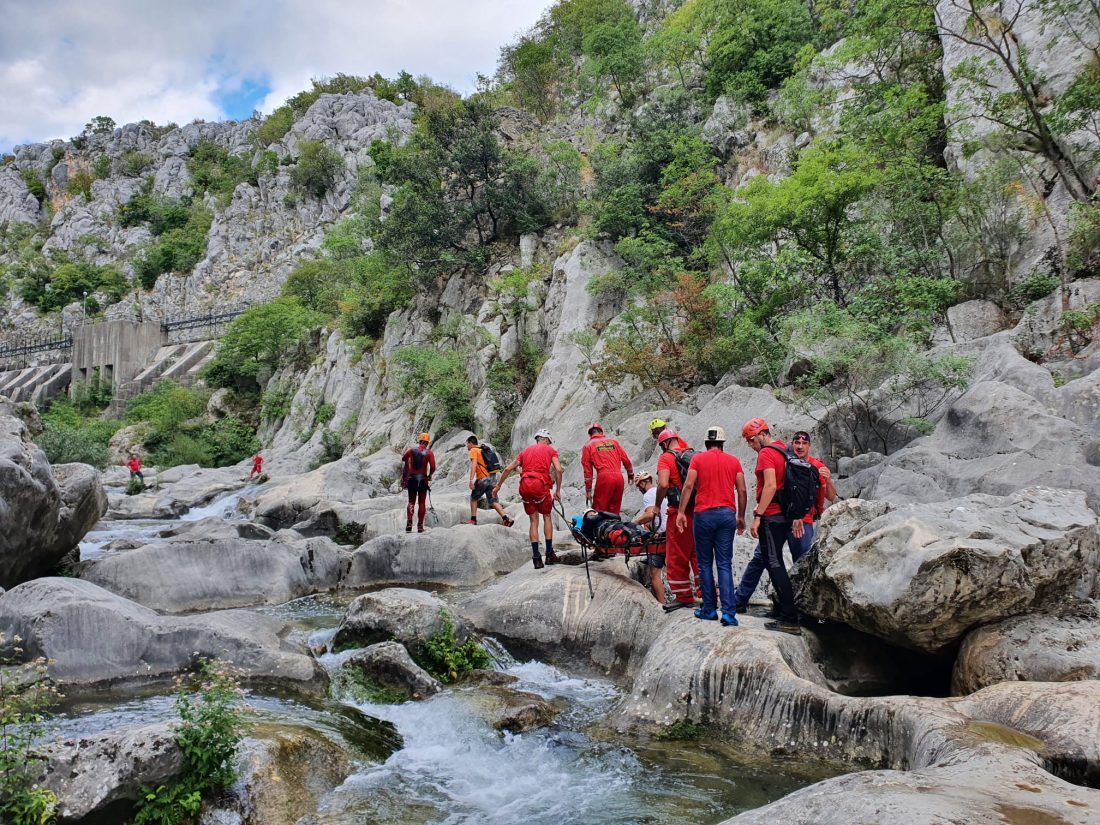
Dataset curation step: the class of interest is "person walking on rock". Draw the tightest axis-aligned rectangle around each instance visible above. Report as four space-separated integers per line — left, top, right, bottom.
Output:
582 422 634 515
734 429 835 610
633 471 668 603
401 433 436 533
127 454 144 487
249 453 264 481
494 429 563 569
739 418 801 635
675 426 746 626
467 435 514 527
654 429 700 612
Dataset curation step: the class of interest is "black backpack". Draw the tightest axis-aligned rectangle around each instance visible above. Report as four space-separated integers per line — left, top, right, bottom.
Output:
763 445 820 521
408 447 430 476
665 448 698 512
479 443 503 473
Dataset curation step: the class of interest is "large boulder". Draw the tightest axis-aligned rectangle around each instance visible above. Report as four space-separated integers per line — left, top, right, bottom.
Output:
0 402 105 587
0 578 325 694
794 488 1100 652
344 524 531 588
952 600 1100 694
36 723 182 821
341 641 442 701
80 530 349 613
333 587 470 652
105 491 189 520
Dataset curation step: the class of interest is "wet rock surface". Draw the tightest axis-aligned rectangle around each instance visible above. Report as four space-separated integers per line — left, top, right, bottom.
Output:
341 641 442 701
36 723 182 821
333 587 469 652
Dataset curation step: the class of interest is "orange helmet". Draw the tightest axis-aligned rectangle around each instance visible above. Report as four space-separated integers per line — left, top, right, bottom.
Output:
656 429 679 446
418 432 431 443
742 418 769 439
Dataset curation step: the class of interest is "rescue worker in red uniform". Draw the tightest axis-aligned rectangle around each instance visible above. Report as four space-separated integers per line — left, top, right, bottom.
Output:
401 432 436 533
581 422 634 515
654 429 700 612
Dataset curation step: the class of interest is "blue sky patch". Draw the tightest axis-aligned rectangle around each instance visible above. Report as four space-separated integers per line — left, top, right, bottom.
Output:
214 76 271 121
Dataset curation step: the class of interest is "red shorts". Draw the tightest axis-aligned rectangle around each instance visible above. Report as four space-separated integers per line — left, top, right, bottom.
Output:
519 476 553 515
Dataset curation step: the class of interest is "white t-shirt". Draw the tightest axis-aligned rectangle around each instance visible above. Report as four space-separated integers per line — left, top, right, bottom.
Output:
641 487 669 528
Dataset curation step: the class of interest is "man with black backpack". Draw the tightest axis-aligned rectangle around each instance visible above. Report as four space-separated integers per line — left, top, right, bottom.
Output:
401 432 436 534
736 418 821 635
734 429 832 620
467 435 515 527
654 429 701 612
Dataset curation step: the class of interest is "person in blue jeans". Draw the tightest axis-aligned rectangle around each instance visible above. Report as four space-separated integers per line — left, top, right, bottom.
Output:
675 426 747 627
734 429 835 614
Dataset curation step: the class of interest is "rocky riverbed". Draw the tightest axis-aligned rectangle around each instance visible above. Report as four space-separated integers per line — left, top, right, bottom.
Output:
2 400 1099 823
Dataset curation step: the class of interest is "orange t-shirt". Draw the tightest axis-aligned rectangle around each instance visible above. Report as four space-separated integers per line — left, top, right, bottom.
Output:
469 446 490 480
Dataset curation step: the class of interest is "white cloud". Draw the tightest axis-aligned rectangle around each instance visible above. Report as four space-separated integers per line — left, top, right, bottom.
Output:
0 0 549 151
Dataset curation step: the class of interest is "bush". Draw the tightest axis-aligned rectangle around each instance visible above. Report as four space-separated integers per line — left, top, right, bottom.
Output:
1007 272 1060 307
93 154 112 178
283 259 355 316
133 660 246 825
393 345 474 431
0 634 60 825
126 380 207 434
19 169 45 203
411 611 492 683
23 260 128 312
196 416 260 467
68 167 96 200
187 142 256 200
134 204 213 289
120 151 153 176
290 141 344 198
36 399 122 468
203 298 325 392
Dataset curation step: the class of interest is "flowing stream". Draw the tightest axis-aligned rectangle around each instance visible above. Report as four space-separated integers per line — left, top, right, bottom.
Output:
66 488 834 824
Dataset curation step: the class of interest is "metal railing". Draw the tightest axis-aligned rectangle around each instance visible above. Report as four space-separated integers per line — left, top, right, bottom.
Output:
0 333 73 371
161 301 255 343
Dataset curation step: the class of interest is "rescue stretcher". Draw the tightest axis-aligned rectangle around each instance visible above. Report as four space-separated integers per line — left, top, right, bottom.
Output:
553 501 666 597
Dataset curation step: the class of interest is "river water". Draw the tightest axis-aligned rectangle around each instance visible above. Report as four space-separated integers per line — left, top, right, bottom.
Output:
66 488 833 824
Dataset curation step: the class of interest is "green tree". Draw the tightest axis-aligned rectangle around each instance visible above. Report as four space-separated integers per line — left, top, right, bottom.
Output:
204 298 325 392
290 140 345 198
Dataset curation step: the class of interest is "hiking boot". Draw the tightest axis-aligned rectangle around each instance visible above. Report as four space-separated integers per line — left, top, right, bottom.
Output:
405 523 413 533
418 525 426 533
545 550 560 565
694 607 719 621
720 612 739 627
467 518 478 525
765 621 802 636
502 516 515 528
662 601 692 613
532 553 545 570
733 600 749 614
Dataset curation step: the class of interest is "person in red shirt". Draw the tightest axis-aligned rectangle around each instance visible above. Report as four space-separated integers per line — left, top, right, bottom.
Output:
126 454 144 485
738 418 802 635
494 429 563 569
675 426 746 625
654 429 700 611
401 432 436 533
734 429 834 616
581 422 633 515
249 453 264 481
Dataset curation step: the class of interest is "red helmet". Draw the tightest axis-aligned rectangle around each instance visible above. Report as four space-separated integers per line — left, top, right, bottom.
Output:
742 418 769 439
656 429 679 446
588 421 604 435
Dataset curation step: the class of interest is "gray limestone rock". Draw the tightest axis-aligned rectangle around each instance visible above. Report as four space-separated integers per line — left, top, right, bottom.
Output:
106 491 189 520
0 403 105 588
794 487 1100 652
36 723 182 821
0 577 325 693
333 587 469 652
341 641 442 700
0 165 42 225
702 95 753 158
953 600 1100 694
344 524 531 589
946 299 1007 342
80 530 349 613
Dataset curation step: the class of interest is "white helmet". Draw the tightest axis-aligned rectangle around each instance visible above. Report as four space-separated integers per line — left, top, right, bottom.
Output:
534 428 552 443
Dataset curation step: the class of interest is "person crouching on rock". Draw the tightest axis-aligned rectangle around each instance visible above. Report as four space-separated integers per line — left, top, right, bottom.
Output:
675 426 747 627
127 454 144 486
494 429 563 569
401 433 436 533
582 421 633 515
634 472 668 603
467 435 514 527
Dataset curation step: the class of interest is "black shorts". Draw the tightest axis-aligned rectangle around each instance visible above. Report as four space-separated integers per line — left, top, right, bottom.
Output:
647 552 666 569
471 476 498 505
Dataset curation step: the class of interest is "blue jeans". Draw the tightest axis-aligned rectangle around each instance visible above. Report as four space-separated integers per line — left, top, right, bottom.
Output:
693 507 737 615
734 521 813 610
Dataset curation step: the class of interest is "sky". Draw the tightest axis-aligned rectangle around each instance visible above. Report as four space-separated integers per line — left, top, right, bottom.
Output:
0 0 551 153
